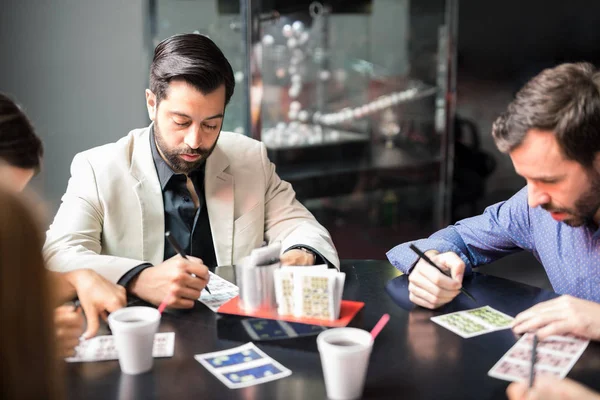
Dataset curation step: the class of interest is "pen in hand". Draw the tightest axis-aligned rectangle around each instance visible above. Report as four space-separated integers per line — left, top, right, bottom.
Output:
165 231 211 295
529 333 538 388
409 244 476 302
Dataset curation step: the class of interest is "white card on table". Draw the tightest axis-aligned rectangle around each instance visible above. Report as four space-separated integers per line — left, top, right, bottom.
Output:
488 333 589 382
199 271 239 312
65 332 175 362
195 342 291 389
431 306 514 338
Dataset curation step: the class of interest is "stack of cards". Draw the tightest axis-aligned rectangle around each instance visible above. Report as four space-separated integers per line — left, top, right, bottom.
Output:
274 265 345 320
241 318 327 341
431 306 514 338
195 342 291 389
65 332 175 362
199 272 240 312
488 333 589 382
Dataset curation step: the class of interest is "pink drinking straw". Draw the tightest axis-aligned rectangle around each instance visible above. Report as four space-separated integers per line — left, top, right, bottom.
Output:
370 313 390 340
157 292 173 314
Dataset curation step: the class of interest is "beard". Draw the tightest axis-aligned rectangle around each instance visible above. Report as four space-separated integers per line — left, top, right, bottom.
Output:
154 122 219 175
542 168 600 227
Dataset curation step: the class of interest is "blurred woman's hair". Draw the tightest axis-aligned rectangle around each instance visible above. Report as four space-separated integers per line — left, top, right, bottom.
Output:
0 93 43 172
0 189 62 400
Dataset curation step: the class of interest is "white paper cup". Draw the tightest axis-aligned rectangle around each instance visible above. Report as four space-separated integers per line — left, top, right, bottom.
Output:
108 306 160 375
317 327 374 400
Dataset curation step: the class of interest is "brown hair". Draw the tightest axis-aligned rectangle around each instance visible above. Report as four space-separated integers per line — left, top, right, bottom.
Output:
0 189 62 400
492 62 600 167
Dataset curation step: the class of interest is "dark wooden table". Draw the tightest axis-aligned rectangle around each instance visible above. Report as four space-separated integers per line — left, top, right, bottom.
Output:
65 260 600 400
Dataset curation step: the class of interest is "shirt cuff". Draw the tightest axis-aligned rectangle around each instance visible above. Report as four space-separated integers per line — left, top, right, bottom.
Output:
117 263 153 289
284 245 334 268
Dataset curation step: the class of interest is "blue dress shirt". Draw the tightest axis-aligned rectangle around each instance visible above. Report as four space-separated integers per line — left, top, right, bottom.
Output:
387 186 600 302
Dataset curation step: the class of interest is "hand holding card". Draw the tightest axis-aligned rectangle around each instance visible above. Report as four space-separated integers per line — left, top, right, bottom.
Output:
488 333 589 383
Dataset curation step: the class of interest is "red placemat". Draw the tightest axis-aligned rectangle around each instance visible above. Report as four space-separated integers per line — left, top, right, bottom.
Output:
217 296 364 327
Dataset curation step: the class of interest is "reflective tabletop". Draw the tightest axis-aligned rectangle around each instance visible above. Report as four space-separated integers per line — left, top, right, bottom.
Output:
65 260 600 400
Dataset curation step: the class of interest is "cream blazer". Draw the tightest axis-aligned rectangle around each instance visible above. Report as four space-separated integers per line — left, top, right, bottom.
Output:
43 126 339 282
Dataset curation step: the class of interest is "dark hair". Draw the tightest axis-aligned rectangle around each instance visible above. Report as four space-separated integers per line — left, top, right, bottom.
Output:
0 93 43 171
150 33 235 106
492 62 600 167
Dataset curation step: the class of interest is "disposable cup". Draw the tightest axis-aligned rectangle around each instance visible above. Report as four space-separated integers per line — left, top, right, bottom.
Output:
108 306 160 375
317 327 373 400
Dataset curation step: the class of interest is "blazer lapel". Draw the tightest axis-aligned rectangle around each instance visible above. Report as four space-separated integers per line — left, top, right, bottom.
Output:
129 127 165 265
205 144 234 266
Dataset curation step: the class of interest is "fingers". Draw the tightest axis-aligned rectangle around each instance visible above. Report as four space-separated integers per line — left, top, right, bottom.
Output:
172 285 203 301
512 299 567 335
183 257 209 281
408 255 462 308
535 320 573 341
103 285 127 313
168 297 195 309
440 252 466 283
512 312 568 336
408 281 457 308
409 291 438 309
55 306 84 357
176 271 207 293
506 382 528 400
55 306 85 330
81 301 100 339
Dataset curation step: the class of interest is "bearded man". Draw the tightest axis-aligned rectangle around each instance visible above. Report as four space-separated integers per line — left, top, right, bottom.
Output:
44 34 338 310
388 62 600 342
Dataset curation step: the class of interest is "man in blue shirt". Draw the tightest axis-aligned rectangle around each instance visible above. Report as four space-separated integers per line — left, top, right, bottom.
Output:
387 63 600 341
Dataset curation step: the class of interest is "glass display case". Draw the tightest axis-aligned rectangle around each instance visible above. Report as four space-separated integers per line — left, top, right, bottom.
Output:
150 0 457 259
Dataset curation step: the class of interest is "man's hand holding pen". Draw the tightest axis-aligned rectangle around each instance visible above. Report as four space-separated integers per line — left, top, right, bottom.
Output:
407 248 468 309
129 254 210 309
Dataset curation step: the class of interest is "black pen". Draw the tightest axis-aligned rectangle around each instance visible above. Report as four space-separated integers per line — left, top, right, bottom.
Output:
409 244 476 302
529 334 538 388
165 231 211 294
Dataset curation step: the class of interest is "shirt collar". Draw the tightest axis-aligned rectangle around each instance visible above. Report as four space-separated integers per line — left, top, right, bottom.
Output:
150 125 205 191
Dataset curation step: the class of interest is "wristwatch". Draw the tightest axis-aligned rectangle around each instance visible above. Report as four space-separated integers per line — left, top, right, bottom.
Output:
296 247 316 263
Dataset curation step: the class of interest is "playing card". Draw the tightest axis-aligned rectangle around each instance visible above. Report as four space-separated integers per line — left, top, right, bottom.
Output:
290 268 344 321
195 342 291 389
220 362 290 389
520 334 589 356
431 306 514 338
286 321 327 336
242 319 295 341
199 272 239 312
488 359 563 381
488 333 589 382
274 265 329 317
203 347 265 369
241 318 328 341
431 312 488 338
465 306 514 328
65 332 175 362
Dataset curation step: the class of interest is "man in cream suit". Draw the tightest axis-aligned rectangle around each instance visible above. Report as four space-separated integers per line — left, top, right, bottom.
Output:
44 33 339 309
